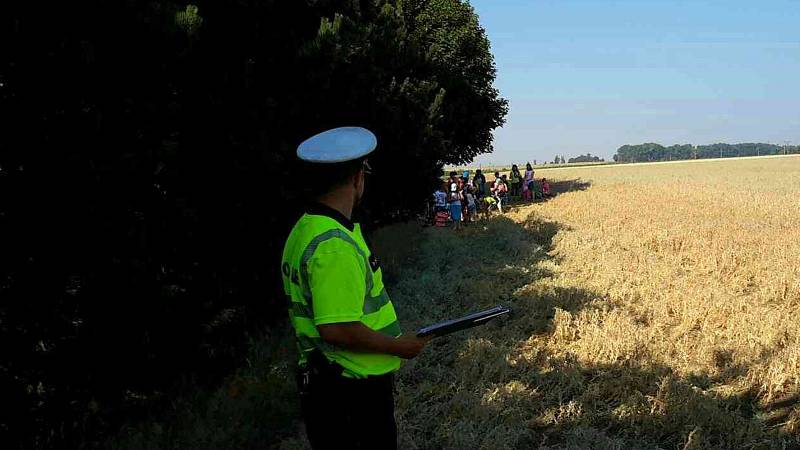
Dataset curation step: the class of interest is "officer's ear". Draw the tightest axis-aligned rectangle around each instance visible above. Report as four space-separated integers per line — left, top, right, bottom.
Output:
354 159 370 187
353 168 367 189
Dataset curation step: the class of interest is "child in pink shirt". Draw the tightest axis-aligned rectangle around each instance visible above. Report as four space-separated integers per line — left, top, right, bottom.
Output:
541 178 551 197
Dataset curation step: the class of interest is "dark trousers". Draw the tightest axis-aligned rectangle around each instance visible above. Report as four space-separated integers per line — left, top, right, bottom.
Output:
300 371 397 450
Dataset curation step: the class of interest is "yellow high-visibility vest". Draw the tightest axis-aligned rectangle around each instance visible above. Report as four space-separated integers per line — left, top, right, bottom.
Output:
281 209 402 378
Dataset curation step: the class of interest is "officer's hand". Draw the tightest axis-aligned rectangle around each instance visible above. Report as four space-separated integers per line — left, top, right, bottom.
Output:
393 334 433 359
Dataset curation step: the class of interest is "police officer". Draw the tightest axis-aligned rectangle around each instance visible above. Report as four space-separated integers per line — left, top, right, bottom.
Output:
281 127 431 449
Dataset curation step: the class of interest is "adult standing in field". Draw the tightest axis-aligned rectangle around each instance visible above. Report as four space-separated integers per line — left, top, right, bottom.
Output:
460 171 472 220
523 163 534 201
510 164 522 197
281 127 432 450
473 169 487 214
474 169 487 198
449 172 463 230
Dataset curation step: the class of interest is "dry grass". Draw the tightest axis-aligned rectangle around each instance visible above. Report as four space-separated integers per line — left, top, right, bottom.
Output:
276 156 800 449
528 156 800 406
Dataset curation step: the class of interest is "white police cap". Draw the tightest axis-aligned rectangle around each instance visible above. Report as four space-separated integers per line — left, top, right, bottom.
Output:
297 127 377 163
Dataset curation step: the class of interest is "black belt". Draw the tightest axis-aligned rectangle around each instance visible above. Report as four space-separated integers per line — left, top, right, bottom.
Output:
297 350 394 395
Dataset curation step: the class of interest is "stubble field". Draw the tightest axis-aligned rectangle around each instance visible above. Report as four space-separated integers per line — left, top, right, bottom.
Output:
363 156 800 449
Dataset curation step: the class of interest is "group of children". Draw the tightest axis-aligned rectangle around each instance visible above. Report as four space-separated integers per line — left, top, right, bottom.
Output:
433 171 478 230
432 164 553 229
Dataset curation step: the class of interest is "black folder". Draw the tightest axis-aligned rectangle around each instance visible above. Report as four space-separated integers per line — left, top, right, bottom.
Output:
416 305 511 338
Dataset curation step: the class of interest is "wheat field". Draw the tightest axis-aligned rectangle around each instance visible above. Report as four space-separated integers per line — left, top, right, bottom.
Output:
273 156 800 449
390 156 800 449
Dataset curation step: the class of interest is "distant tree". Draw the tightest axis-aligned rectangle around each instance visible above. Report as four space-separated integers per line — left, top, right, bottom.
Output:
615 143 660 162
666 144 694 160
614 142 787 162
568 153 603 163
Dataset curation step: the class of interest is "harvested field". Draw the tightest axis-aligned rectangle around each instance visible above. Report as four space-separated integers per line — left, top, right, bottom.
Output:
367 156 800 449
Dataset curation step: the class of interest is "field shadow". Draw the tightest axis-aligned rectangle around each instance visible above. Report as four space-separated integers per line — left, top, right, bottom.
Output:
383 212 575 328
383 212 626 448
501 178 593 212
477 355 797 449
382 210 798 450
762 392 800 430
549 178 592 195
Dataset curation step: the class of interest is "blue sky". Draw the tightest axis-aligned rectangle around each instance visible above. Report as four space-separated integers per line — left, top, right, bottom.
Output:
468 0 800 164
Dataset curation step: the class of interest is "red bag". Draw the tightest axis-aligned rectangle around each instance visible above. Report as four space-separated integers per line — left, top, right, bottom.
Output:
435 211 449 227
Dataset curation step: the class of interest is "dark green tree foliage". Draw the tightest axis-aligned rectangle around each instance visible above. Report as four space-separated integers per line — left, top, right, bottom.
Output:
0 1 506 447
567 153 603 163
404 0 508 166
615 142 798 162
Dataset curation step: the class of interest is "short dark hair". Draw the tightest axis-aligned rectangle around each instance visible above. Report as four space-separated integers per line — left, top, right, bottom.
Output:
302 158 365 197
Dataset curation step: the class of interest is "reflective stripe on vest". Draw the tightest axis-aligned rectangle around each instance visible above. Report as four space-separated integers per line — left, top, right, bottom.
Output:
298 229 389 316
289 295 399 338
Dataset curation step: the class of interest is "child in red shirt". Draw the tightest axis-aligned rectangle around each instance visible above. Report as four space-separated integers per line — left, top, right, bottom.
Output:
541 178 552 197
